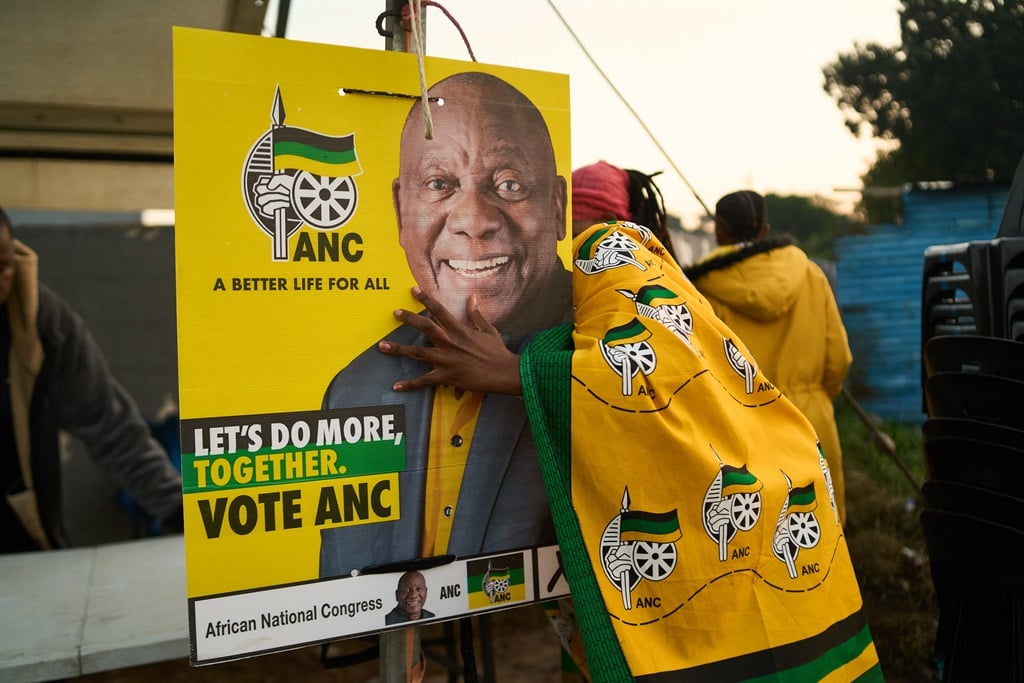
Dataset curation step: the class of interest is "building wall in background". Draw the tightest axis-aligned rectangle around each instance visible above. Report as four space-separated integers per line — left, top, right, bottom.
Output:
0 0 266 212
0 0 267 545
835 185 1010 423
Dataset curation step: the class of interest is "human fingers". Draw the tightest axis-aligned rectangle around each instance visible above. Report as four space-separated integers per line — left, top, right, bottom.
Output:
409 286 464 333
465 294 500 335
391 372 444 393
378 338 445 364
389 306 452 347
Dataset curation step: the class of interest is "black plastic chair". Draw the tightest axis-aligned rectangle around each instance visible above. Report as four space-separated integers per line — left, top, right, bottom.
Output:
923 334 1024 379
925 372 1024 430
924 437 1024 497
922 417 1024 451
996 152 1024 239
919 509 1024 681
921 480 1024 531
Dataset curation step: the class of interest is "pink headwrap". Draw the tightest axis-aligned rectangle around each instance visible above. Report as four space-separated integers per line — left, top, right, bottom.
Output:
572 160 632 222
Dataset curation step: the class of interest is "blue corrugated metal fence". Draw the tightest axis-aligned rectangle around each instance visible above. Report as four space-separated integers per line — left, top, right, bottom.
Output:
835 186 1009 422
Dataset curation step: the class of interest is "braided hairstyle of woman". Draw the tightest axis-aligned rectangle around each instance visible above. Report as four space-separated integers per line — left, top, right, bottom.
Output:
683 190 792 282
624 168 672 258
713 190 767 245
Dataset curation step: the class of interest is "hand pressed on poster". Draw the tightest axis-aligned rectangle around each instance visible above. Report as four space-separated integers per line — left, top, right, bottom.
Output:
380 286 522 396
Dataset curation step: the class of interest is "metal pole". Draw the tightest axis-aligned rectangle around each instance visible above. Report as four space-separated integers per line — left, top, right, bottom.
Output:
384 0 426 53
381 4 426 681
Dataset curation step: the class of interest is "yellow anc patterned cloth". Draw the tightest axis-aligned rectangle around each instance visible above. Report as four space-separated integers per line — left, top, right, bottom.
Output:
521 222 882 682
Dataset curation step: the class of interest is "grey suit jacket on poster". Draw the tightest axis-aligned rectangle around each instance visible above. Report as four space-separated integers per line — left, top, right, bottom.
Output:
318 323 557 579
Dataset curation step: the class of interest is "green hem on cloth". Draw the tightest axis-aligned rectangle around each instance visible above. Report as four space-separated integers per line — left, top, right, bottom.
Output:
521 323 632 682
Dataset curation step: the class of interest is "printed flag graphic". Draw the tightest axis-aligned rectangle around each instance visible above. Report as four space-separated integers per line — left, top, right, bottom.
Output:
632 284 678 306
619 509 681 544
272 127 362 177
576 225 617 261
787 482 818 514
466 555 526 609
603 318 652 347
721 464 762 497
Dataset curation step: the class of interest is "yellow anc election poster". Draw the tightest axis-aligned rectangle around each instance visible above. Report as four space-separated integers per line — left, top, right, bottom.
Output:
173 28 572 664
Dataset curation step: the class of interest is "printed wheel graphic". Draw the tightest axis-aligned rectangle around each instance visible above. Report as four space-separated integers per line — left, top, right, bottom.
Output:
631 541 676 580
292 172 357 228
599 231 638 252
729 491 761 531
786 512 821 549
611 342 657 376
659 305 693 335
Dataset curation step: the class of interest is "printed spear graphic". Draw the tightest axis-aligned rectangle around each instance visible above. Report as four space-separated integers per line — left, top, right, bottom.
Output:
617 487 633 610
270 87 289 261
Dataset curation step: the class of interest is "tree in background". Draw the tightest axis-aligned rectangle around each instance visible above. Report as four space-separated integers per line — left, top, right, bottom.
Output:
823 0 1024 223
764 193 863 262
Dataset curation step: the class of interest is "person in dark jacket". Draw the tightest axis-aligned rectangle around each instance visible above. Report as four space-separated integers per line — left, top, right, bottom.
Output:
0 206 183 553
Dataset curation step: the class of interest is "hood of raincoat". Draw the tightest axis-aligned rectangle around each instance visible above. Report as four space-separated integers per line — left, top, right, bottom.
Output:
684 237 807 323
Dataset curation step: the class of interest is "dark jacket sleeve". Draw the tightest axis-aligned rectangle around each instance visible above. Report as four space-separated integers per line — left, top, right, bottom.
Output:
39 285 184 529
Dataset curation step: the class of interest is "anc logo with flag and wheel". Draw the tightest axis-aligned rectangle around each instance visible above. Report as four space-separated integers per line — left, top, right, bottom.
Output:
772 472 821 579
616 284 698 354
600 318 657 397
574 223 651 275
242 86 363 261
600 488 681 610
466 555 527 608
702 451 763 562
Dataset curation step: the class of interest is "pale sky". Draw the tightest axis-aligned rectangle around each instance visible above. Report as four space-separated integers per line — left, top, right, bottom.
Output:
266 0 902 228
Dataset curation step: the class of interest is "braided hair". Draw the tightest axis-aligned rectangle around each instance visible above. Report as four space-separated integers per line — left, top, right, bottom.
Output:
714 190 766 244
624 169 674 259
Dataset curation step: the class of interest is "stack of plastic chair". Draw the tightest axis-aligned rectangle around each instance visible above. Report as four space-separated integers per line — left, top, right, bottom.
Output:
920 333 1024 680
921 243 981 340
919 242 993 411
988 237 1024 341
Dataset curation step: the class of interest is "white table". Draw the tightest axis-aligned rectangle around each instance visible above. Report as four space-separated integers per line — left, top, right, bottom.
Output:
0 535 188 682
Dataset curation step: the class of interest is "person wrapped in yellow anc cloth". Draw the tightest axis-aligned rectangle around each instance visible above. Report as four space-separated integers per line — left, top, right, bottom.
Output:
378 221 881 681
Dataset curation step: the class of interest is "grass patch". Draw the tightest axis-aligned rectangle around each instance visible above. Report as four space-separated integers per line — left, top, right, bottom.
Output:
836 396 938 682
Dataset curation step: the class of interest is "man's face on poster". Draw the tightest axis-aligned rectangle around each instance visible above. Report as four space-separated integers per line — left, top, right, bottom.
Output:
392 76 566 331
395 571 428 620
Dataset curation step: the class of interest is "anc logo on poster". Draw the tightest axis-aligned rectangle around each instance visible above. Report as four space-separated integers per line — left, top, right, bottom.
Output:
241 86 363 261
466 555 527 609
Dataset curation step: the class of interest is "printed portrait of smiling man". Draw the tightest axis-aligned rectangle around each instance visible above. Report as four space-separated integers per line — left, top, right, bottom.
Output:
392 71 568 342
385 570 435 625
320 71 570 580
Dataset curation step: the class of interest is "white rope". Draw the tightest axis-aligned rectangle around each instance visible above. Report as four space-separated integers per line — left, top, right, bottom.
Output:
409 0 434 140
